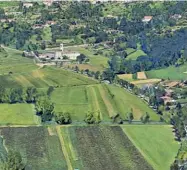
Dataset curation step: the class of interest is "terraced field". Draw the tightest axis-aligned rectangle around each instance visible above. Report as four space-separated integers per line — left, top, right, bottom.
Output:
61 126 153 170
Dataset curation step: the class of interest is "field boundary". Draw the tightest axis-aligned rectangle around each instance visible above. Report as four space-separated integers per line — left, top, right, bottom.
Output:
56 126 73 170
123 127 156 169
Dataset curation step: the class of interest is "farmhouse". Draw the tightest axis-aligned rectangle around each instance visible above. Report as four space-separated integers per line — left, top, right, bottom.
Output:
142 16 153 22
23 2 33 8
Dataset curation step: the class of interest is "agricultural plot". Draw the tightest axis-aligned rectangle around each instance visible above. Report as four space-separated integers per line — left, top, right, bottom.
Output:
0 104 39 125
51 84 159 121
123 125 180 170
0 127 67 170
51 84 113 121
61 126 153 170
137 71 147 79
146 63 187 80
117 74 133 81
131 79 161 86
107 85 159 120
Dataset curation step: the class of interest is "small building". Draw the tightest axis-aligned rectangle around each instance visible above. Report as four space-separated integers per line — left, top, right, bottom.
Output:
23 2 33 8
171 14 182 20
33 24 45 29
142 16 153 22
43 0 53 6
0 19 7 23
45 20 56 26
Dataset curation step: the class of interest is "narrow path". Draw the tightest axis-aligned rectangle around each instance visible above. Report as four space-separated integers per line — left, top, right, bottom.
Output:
87 86 103 120
56 126 73 170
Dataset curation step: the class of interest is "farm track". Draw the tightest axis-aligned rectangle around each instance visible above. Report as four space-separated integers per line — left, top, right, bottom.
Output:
98 85 116 118
56 126 73 170
87 86 103 119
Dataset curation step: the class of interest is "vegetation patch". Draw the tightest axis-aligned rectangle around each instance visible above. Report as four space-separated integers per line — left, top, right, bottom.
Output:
0 127 67 170
0 104 39 125
123 125 180 170
146 64 187 80
107 85 159 120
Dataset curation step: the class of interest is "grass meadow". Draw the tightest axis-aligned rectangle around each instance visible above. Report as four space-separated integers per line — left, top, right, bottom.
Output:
0 104 39 125
146 64 187 80
107 85 160 120
123 125 180 170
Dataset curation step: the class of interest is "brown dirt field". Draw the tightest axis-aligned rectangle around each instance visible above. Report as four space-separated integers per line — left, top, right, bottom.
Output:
131 79 161 85
117 74 133 80
32 70 45 78
71 126 153 170
137 72 147 79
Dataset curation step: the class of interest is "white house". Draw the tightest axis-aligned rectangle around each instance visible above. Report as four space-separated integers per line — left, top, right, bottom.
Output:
23 3 33 8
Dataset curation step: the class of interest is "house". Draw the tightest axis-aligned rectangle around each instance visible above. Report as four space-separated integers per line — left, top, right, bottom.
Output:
33 24 45 29
0 19 7 23
142 16 153 22
23 2 33 8
171 14 182 20
45 21 56 26
43 0 54 6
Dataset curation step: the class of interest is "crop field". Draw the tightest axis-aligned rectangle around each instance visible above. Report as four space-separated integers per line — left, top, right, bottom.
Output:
123 125 180 170
131 79 161 86
51 84 114 121
137 71 147 79
51 84 158 121
107 85 159 120
61 126 153 170
0 104 39 125
0 127 67 170
146 64 187 80
117 74 133 81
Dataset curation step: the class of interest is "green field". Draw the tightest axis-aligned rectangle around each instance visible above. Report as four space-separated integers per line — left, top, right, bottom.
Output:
126 50 147 60
61 126 153 170
0 127 67 170
51 84 159 121
146 64 187 80
107 85 159 120
123 125 180 170
65 46 109 71
0 104 39 125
